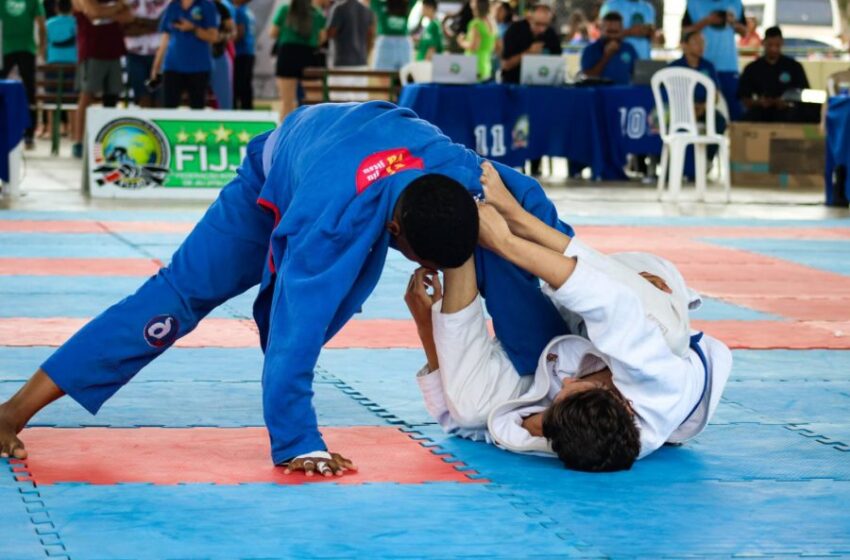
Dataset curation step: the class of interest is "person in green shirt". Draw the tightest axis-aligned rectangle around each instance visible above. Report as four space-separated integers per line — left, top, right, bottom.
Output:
270 0 326 120
415 0 442 61
457 0 495 81
371 0 412 70
0 0 47 148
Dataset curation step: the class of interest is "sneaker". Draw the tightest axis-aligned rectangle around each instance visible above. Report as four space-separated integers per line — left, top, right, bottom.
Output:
72 143 83 158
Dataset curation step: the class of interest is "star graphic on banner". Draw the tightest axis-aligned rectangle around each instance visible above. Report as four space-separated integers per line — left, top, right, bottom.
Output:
176 130 190 143
213 124 233 143
237 130 251 143
193 129 209 143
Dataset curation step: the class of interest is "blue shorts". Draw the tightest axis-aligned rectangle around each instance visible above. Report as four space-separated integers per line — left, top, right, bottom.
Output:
126 53 163 105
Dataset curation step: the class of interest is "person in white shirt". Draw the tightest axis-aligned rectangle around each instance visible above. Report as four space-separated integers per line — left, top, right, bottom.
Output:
405 161 732 472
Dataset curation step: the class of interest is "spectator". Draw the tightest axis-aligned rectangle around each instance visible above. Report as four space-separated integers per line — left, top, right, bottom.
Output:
371 0 412 70
565 9 590 45
681 0 746 75
668 29 726 165
0 0 47 149
501 2 560 176
581 11 637 85
442 0 471 52
600 0 655 59
738 26 811 122
232 0 255 109
494 1 512 38
210 0 235 109
739 15 761 48
327 0 374 67
458 0 495 80
124 0 168 107
270 0 325 120
44 0 76 138
71 0 132 158
151 0 220 110
500 3 561 84
415 0 442 61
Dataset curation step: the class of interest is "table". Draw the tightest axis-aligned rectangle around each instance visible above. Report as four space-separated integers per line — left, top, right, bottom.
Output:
0 79 31 195
398 83 662 180
825 95 850 206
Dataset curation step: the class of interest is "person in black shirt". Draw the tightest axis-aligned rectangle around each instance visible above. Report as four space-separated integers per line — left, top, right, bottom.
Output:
500 3 561 84
500 3 561 176
738 26 812 122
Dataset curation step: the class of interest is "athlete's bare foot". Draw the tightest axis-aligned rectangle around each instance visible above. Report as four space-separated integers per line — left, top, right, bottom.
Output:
0 403 27 459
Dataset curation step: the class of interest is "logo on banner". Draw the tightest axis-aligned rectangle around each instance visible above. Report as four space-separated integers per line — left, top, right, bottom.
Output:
512 114 530 149
450 63 461 74
355 148 424 194
538 66 550 78
143 315 179 347
92 117 170 190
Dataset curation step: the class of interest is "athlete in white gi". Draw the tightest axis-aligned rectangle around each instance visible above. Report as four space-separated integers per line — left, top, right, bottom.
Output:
404 162 733 471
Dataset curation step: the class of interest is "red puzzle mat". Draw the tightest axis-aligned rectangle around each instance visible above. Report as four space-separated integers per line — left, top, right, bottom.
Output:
13 427 482 485
0 257 162 276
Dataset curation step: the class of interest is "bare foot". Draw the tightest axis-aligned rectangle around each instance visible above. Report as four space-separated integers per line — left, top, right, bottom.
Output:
0 404 27 459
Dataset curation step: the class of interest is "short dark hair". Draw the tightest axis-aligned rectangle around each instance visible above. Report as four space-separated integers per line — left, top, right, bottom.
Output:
542 388 641 472
681 29 699 44
57 0 72 12
764 26 783 39
422 0 437 9
398 174 478 268
602 11 623 23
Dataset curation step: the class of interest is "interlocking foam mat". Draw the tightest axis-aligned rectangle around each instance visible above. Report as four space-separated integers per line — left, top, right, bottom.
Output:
2 213 850 559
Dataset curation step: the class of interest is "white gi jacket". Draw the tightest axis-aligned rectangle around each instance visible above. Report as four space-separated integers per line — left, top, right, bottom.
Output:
416 239 733 460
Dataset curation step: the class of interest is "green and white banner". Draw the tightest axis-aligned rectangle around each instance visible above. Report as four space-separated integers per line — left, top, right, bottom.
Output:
86 108 278 199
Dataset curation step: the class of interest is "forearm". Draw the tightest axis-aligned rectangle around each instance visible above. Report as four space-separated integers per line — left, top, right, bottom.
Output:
506 207 571 255
441 258 478 314
196 27 220 43
584 54 613 77
2 370 65 430
494 234 577 289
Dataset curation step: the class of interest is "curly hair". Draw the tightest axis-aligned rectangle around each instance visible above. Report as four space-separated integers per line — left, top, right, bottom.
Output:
397 174 479 268
542 388 641 472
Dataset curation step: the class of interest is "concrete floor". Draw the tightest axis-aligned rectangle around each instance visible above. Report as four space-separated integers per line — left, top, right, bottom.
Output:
3 137 849 221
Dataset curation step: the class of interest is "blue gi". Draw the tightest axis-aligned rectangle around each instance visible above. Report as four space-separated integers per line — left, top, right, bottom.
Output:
42 102 575 464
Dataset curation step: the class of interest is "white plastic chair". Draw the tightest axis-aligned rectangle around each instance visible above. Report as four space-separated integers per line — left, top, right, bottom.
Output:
651 67 731 202
400 61 433 84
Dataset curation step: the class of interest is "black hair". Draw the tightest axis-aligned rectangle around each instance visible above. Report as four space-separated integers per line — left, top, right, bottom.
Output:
764 26 783 40
387 0 409 17
681 29 699 44
422 0 437 9
602 10 623 23
473 0 489 18
542 388 641 473
497 1 513 22
397 174 478 268
286 0 313 38
57 0 72 13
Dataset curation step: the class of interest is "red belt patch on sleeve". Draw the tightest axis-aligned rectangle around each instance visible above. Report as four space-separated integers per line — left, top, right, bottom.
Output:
355 148 424 194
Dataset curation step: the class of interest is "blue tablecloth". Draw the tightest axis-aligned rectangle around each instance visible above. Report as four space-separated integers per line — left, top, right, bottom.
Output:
825 96 850 206
0 80 31 182
398 83 662 180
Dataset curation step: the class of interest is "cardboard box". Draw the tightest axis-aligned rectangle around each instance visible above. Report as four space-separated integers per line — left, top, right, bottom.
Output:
729 122 825 188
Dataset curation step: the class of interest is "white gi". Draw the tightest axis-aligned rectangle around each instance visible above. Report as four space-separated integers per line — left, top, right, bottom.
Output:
416 238 733 459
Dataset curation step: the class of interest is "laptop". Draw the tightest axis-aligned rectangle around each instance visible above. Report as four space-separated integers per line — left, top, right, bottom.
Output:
632 60 668 86
431 54 478 84
520 55 566 86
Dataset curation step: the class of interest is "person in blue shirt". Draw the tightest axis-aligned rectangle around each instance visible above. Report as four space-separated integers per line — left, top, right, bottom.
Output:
599 0 655 60
581 11 638 85
150 0 220 108
0 102 576 477
667 30 726 171
232 0 255 109
681 0 746 119
46 0 77 64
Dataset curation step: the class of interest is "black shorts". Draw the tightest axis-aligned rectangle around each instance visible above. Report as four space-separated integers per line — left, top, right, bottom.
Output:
275 43 316 78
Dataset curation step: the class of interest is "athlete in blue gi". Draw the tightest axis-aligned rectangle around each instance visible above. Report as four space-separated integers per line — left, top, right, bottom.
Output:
0 102 574 476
